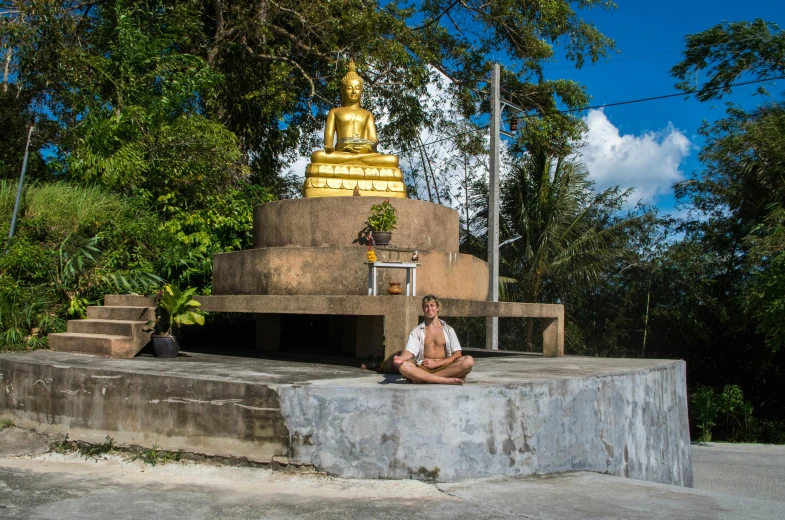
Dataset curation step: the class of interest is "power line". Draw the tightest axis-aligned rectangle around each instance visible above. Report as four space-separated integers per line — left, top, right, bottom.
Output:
393 75 785 154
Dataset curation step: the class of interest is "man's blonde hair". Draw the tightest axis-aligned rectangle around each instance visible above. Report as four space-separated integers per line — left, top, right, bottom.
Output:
421 295 440 309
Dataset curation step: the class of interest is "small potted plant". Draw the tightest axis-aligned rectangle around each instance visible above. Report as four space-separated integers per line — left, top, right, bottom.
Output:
149 284 204 358
367 200 397 246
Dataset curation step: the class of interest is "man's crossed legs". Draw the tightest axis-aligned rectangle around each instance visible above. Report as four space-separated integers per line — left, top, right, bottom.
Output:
397 356 474 385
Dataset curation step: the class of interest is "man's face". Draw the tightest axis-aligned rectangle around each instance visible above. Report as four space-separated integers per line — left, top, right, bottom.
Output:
342 79 362 104
423 300 439 320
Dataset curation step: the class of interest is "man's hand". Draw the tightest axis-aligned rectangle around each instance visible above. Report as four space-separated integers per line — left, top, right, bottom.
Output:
421 358 443 369
393 355 405 367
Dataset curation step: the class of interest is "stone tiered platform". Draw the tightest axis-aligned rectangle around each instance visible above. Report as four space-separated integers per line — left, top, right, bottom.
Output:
0 350 692 486
213 197 489 300
212 197 507 360
48 295 154 358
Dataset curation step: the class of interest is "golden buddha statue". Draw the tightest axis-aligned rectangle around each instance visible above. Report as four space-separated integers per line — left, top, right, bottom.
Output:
304 61 407 198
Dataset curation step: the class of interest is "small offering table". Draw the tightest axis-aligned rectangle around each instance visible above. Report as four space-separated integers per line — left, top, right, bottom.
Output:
367 261 419 296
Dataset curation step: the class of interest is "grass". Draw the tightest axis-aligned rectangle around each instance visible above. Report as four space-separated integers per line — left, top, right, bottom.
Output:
0 419 14 431
127 445 183 466
49 435 116 461
0 180 130 234
48 435 183 466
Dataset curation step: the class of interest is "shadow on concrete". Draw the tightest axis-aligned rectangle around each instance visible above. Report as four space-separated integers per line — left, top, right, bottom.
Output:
377 374 407 384
140 309 543 371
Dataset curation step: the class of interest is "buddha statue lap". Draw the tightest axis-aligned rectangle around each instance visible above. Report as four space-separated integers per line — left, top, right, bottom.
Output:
304 61 406 198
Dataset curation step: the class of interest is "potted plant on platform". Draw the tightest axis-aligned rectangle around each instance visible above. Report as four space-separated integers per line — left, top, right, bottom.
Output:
367 200 397 246
149 284 204 358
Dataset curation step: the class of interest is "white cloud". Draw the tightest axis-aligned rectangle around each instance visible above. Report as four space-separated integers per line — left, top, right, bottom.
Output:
578 109 691 205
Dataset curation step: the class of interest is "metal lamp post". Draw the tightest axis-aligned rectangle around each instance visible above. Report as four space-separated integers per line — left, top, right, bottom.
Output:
6 125 35 255
485 64 522 350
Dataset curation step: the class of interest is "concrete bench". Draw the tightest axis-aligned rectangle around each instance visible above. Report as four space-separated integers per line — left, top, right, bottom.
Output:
196 295 564 365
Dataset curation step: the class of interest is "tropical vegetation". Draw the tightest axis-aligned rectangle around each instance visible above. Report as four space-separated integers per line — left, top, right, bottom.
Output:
0 3 782 442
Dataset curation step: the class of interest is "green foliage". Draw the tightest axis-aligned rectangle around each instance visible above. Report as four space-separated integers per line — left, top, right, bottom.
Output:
50 435 116 461
0 283 64 351
690 386 719 442
4 0 617 189
127 445 183 466
160 183 276 256
493 150 636 350
689 385 780 443
500 152 634 304
0 419 14 431
0 181 166 348
671 19 785 102
48 434 182 465
367 201 398 232
152 284 205 337
662 20 785 437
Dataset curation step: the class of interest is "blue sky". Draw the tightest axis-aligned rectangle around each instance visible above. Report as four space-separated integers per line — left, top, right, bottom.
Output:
541 1 784 215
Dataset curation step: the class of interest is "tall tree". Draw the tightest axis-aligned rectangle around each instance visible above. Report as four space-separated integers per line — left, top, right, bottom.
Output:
200 0 617 180
671 19 785 102
671 19 785 352
666 19 785 427
499 150 633 349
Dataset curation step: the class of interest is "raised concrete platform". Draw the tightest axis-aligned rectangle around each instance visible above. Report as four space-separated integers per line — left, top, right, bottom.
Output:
0 350 691 486
196 295 565 361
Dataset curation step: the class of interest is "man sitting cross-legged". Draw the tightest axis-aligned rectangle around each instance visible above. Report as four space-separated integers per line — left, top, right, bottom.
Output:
393 295 474 385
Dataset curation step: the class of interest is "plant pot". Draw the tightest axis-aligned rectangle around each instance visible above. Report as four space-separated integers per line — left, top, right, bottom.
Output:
387 282 403 295
371 231 392 246
152 335 180 358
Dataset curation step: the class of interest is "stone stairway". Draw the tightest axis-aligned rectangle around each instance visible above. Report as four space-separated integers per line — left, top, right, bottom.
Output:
48 294 155 358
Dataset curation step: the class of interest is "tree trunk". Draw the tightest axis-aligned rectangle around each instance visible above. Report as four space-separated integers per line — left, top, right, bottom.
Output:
416 141 434 202
642 274 651 358
464 155 470 238
417 135 441 204
3 48 11 93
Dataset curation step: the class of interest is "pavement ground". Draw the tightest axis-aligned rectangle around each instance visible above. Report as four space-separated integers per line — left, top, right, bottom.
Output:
0 426 783 519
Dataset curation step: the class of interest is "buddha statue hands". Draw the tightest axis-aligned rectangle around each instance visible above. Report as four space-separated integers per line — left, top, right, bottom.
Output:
304 60 406 198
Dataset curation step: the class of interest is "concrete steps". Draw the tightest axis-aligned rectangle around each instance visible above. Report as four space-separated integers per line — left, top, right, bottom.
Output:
49 295 155 358
86 306 154 321
46 333 137 358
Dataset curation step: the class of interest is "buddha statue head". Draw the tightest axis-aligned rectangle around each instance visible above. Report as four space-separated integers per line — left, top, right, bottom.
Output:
340 60 363 106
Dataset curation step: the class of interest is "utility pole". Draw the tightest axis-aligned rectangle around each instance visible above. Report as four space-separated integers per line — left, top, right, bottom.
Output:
6 125 34 254
486 63 500 350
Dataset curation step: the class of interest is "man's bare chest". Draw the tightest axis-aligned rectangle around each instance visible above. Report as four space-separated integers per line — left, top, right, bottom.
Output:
423 325 447 359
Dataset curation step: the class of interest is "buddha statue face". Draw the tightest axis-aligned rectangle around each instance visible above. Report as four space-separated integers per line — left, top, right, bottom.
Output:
340 60 363 106
341 78 362 106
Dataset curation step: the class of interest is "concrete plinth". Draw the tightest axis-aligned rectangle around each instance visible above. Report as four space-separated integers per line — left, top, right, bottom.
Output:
0 351 691 486
253 197 459 252
213 246 488 300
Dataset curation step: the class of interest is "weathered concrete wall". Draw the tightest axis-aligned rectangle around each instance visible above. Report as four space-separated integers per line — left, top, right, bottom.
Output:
278 362 692 485
254 197 459 252
213 246 489 300
0 356 289 462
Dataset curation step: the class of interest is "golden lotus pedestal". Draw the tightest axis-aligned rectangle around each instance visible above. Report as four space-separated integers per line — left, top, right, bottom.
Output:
304 163 407 198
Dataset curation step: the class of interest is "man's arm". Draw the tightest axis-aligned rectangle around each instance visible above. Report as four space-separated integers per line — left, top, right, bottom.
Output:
393 350 413 367
422 350 462 369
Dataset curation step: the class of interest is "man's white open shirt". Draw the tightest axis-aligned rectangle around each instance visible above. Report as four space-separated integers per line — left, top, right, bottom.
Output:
404 319 462 365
